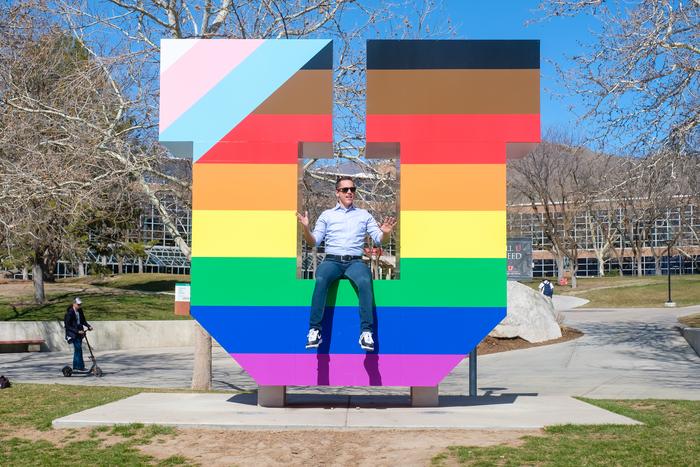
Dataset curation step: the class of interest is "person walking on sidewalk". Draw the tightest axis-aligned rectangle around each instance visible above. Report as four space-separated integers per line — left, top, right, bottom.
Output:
539 278 554 299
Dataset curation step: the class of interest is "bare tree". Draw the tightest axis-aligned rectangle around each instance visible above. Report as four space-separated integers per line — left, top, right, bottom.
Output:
509 132 597 287
0 17 143 302
537 0 699 159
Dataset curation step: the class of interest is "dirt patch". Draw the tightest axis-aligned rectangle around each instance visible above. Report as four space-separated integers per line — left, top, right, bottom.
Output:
5 426 133 448
477 327 583 355
4 425 541 466
137 428 541 466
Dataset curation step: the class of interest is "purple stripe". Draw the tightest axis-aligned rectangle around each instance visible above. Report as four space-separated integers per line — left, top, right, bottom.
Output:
231 354 465 386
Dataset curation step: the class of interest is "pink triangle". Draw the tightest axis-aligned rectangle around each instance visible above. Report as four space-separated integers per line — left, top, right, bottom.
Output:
160 39 264 133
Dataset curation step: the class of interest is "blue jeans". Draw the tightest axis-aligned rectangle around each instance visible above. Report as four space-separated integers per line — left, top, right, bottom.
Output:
309 259 374 333
72 338 85 370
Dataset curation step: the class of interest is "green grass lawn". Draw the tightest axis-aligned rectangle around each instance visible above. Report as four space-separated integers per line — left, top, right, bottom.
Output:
679 313 700 328
60 273 190 292
0 383 192 465
0 291 189 321
433 399 700 466
522 275 700 308
0 274 191 321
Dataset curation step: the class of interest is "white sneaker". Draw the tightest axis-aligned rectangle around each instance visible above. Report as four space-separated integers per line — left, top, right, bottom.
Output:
359 331 374 351
306 328 322 349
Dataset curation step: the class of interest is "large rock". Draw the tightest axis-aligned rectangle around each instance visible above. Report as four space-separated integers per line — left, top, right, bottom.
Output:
490 281 562 343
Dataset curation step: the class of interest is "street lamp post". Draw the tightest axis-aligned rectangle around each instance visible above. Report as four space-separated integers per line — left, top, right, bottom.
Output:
665 240 676 308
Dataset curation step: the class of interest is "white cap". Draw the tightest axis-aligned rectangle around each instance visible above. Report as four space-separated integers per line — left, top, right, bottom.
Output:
74 297 82 305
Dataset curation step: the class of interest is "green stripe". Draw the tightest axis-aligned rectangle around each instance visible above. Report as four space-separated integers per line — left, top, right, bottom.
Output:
191 257 506 307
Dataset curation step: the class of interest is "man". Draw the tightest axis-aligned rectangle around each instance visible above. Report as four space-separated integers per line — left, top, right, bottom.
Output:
64 297 93 371
297 176 396 351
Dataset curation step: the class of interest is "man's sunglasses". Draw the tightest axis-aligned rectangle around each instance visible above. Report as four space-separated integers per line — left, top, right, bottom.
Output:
337 187 356 193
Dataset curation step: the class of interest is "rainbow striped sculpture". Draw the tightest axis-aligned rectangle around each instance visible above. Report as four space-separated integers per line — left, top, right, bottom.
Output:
159 39 540 387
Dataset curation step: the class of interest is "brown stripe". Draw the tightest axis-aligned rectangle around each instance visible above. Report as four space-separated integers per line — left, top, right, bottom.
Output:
367 69 539 114
253 70 332 114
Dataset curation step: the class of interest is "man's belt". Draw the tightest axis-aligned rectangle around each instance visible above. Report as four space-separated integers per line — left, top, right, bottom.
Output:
325 254 363 262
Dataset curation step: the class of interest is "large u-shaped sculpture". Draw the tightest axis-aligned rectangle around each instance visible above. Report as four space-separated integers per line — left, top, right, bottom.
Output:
159 39 540 388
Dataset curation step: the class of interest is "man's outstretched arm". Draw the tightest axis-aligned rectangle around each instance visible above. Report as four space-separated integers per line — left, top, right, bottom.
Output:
297 211 320 246
368 216 397 244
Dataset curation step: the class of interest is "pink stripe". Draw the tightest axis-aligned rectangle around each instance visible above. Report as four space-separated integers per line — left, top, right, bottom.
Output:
231 354 465 386
160 40 264 133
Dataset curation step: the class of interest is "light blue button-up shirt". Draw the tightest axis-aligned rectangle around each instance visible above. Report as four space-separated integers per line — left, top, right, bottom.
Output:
312 203 383 256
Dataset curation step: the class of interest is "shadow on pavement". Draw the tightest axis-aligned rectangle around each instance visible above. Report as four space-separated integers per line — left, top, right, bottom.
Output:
227 392 539 408
576 321 700 364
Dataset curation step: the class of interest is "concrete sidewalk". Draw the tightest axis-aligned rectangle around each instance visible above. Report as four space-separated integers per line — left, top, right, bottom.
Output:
52 392 640 430
552 295 589 311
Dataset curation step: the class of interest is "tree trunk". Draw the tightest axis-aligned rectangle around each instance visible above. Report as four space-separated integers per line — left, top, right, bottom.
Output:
636 253 643 276
117 256 123 274
21 267 28 280
192 322 212 390
654 255 662 276
78 262 85 277
595 252 605 277
32 258 45 304
138 257 144 274
555 255 565 281
570 264 578 289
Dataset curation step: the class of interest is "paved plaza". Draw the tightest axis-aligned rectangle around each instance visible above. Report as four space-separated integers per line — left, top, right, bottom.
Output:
2 305 699 429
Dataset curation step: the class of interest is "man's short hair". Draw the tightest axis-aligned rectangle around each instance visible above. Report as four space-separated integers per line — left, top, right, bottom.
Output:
335 176 354 189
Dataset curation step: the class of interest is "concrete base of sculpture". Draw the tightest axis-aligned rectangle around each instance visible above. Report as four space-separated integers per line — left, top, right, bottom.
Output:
258 385 286 407
410 386 439 407
257 385 440 407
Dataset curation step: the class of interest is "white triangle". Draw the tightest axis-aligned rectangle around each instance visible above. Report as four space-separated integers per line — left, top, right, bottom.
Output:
160 39 199 73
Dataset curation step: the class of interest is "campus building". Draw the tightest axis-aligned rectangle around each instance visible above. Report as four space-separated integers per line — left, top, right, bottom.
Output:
508 202 700 277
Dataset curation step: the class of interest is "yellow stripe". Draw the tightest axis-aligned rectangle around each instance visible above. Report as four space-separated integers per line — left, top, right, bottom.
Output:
193 210 505 259
401 211 505 258
193 210 296 258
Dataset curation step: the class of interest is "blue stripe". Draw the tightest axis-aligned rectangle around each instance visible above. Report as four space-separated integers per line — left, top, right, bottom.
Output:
159 39 331 162
192 306 505 355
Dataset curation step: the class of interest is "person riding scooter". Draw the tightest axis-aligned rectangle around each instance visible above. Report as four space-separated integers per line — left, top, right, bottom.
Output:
64 297 93 371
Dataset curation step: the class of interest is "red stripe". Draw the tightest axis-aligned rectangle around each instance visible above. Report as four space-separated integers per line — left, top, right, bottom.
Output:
197 141 299 164
400 141 506 164
222 113 332 142
367 114 540 144
197 113 332 164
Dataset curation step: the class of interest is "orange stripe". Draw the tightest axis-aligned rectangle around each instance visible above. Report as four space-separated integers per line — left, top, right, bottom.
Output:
401 164 505 210
193 164 297 210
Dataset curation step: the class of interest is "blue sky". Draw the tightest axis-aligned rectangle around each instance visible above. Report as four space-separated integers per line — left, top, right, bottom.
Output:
448 1 600 137
89 0 602 145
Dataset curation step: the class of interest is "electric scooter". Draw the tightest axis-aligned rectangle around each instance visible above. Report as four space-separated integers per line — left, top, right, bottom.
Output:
62 330 103 377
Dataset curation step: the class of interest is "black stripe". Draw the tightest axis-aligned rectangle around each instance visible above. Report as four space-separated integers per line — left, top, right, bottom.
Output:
301 41 333 70
367 40 539 70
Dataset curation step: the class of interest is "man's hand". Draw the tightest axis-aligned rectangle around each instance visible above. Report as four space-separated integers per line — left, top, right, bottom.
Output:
88 326 93 331
380 217 397 234
296 211 309 228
